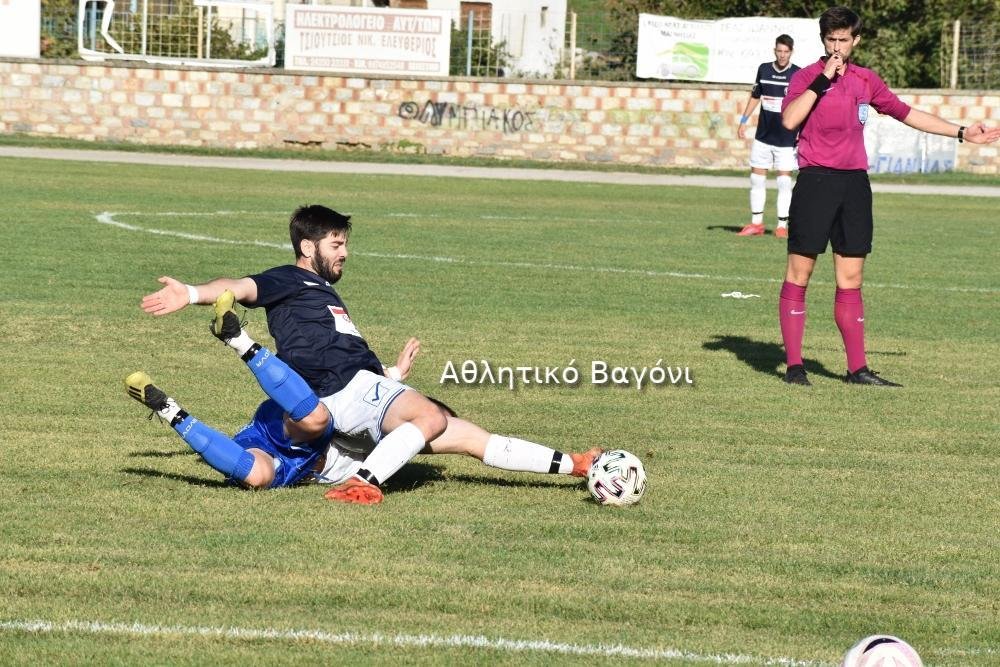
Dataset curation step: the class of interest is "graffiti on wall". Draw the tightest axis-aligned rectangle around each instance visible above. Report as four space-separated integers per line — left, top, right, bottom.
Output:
398 100 538 133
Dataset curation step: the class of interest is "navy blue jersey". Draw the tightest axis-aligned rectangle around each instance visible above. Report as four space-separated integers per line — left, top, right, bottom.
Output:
751 61 800 147
247 265 383 396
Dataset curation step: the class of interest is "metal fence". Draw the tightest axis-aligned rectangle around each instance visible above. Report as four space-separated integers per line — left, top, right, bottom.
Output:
940 20 1000 90
41 4 622 78
38 7 1000 88
58 2 272 64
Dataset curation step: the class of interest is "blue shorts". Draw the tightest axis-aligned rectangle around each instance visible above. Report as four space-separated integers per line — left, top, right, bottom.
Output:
232 399 326 488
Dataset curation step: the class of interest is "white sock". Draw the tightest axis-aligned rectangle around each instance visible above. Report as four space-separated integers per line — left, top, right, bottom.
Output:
749 173 766 224
227 331 256 357
157 397 182 424
776 174 793 222
357 422 425 486
483 434 573 475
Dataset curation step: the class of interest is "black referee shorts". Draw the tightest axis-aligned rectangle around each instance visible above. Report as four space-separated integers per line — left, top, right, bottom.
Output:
787 167 873 255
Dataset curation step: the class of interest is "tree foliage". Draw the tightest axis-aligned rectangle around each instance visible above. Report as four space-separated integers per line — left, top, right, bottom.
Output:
604 0 1000 87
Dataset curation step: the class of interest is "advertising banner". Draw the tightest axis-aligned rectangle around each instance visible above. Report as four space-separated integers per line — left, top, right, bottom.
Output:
865 115 957 173
284 5 451 76
636 14 824 84
0 0 41 58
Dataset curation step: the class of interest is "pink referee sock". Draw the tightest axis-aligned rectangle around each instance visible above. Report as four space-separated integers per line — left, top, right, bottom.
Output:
834 287 867 373
779 281 807 367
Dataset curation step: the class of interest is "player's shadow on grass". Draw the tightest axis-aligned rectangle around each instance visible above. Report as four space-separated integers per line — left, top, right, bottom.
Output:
121 463 568 494
445 474 574 490
121 462 446 493
705 224 779 236
702 334 840 380
383 462 445 495
128 449 194 458
389 467 571 493
121 466 230 488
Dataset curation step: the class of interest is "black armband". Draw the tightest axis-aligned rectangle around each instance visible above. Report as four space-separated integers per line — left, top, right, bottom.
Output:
808 73 830 96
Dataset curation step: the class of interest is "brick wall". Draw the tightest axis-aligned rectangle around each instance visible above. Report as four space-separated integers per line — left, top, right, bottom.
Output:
2 58 998 173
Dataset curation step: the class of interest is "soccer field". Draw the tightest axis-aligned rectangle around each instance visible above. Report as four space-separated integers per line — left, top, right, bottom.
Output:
1 155 997 665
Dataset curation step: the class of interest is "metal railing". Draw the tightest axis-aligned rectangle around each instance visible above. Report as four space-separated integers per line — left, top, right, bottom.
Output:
36 7 1000 88
64 0 275 66
940 20 1000 89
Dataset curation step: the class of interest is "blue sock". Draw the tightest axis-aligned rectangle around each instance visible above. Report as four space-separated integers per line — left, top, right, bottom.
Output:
242 345 319 421
174 415 256 482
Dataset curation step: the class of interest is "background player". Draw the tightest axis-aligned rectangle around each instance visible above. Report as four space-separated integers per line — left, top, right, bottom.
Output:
737 34 800 238
778 6 1000 386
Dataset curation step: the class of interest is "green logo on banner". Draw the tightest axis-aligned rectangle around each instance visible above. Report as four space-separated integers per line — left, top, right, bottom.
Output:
656 42 709 79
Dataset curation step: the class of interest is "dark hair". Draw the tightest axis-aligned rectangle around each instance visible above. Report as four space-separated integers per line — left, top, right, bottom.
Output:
819 6 862 38
775 34 794 49
289 205 352 258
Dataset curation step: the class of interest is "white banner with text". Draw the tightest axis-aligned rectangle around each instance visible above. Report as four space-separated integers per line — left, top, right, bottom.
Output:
0 0 41 58
636 14 823 84
284 5 451 76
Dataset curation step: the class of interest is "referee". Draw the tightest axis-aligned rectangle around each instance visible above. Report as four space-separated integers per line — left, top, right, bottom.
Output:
777 5 1000 387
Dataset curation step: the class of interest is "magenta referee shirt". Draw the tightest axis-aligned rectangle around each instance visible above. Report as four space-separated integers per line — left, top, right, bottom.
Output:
783 58 911 170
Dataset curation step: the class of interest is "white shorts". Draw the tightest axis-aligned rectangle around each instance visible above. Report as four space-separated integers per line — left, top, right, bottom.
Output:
311 439 366 485
749 140 797 171
319 369 410 445
310 369 411 485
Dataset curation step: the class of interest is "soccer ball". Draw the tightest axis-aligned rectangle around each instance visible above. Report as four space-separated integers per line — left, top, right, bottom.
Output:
587 449 646 506
841 635 923 667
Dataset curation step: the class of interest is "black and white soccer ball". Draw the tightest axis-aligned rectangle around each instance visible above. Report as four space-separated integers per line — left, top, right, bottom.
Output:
841 635 923 667
587 449 646 506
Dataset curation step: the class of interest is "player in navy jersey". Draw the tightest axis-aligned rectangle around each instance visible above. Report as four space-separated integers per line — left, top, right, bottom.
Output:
124 339 598 493
736 35 800 238
134 205 601 502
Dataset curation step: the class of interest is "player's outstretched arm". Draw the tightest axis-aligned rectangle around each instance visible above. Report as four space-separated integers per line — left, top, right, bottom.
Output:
141 276 258 316
386 337 421 381
903 109 1000 144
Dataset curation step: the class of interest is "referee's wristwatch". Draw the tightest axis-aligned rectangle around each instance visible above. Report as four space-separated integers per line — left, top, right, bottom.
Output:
957 126 966 143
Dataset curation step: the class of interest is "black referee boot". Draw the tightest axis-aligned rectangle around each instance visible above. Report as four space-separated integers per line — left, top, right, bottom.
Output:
845 367 901 387
783 364 811 386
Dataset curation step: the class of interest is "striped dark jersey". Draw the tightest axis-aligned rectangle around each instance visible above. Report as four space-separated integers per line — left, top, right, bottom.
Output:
247 265 383 396
751 61 800 148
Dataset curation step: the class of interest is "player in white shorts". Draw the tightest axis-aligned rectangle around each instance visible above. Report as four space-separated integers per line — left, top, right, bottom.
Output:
125 330 601 496
736 34 801 238
137 205 602 505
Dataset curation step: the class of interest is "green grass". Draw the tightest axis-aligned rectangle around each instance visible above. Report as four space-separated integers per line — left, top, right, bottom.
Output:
0 155 997 665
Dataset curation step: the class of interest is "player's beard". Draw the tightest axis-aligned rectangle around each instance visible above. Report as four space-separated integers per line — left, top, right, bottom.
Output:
312 246 344 284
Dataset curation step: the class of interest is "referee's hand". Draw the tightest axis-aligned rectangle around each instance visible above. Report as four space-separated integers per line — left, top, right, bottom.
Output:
964 122 1000 145
823 53 844 79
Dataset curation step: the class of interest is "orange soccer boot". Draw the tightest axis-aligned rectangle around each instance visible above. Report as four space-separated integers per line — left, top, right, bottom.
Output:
324 477 384 505
570 447 604 478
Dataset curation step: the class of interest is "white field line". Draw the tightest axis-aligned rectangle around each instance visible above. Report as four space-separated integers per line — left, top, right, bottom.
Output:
94 212 1000 294
0 619 831 665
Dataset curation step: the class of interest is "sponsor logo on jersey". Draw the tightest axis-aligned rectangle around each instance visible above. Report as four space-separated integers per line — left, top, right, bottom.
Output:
327 305 363 338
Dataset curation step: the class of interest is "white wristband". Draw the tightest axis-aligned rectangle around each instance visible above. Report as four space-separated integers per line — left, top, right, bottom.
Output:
386 366 402 381
185 284 199 305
